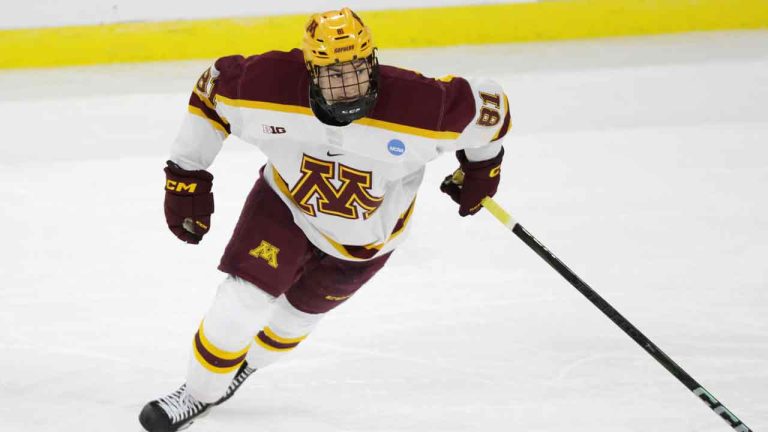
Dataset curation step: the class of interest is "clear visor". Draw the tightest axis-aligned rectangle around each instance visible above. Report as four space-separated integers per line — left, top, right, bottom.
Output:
315 58 372 104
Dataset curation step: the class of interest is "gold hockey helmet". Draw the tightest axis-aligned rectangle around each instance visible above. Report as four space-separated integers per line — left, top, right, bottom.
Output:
301 8 379 123
301 7 375 68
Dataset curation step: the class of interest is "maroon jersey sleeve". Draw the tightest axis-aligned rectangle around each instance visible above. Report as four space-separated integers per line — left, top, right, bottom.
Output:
187 55 247 135
369 66 510 143
368 66 474 134
236 49 311 107
186 50 309 133
439 76 478 134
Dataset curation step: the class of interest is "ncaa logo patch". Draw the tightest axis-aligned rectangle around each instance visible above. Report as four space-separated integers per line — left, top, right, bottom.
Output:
387 139 406 156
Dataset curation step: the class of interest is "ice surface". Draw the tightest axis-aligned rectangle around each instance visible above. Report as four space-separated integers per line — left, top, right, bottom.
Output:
0 31 766 432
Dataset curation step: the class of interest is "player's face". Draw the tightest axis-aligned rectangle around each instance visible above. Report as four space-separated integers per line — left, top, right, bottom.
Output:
316 59 371 104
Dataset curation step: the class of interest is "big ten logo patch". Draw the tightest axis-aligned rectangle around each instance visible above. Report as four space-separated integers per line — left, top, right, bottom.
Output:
262 125 286 134
290 155 383 220
476 92 502 127
249 240 280 269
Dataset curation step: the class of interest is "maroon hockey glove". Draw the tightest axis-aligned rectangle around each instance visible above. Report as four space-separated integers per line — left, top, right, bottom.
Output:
440 148 504 216
163 161 214 244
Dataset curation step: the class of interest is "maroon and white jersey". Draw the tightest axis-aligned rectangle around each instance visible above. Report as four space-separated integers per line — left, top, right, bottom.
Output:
171 49 511 261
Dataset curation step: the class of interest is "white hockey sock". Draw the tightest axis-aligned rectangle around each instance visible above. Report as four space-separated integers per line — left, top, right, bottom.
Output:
245 295 324 369
186 275 274 403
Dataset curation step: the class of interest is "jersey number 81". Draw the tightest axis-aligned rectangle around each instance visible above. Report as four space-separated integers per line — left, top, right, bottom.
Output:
477 92 502 127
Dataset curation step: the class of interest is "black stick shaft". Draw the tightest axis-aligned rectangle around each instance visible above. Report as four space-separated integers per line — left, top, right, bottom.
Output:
511 223 752 432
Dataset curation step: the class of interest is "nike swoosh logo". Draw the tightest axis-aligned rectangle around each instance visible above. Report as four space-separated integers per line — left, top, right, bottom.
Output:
326 151 343 157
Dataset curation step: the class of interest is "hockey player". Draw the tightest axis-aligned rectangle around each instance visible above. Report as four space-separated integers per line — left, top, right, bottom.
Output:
140 7 510 432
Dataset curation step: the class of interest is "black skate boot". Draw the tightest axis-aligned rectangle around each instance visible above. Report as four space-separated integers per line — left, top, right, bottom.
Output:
215 361 257 406
139 384 211 432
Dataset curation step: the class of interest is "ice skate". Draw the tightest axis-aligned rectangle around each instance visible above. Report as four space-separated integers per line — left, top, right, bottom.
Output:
215 361 257 405
139 384 211 432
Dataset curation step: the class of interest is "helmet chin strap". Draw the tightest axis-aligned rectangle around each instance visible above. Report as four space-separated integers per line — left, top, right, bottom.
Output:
309 84 376 125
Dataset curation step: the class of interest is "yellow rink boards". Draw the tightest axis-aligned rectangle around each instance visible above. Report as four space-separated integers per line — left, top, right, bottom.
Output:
1 0 767 69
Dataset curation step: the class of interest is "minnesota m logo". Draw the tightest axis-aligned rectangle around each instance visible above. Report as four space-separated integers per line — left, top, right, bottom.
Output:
249 240 280 269
290 155 383 220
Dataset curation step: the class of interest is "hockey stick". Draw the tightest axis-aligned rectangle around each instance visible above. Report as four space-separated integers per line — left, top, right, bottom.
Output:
480 196 752 432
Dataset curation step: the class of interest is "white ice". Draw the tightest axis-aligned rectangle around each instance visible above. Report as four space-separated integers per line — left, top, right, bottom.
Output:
0 31 766 432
